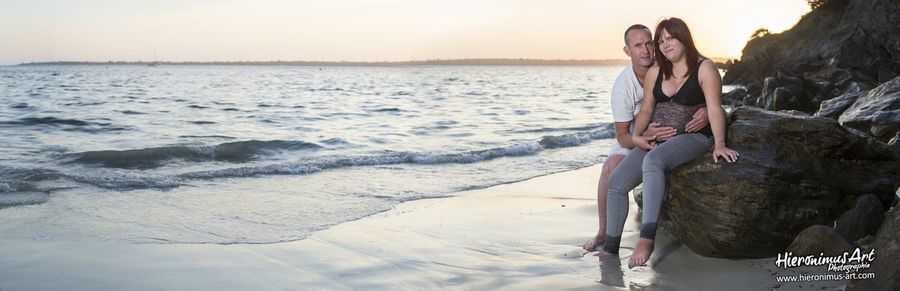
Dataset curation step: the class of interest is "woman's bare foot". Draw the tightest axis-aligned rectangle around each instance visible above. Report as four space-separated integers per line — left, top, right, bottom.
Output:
628 238 654 268
582 232 605 251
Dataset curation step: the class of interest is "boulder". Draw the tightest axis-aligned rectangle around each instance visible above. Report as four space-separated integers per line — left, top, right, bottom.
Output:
786 225 853 256
815 90 862 119
846 206 900 291
743 74 821 113
834 194 886 242
721 87 747 107
838 76 900 142
770 87 806 112
659 106 899 258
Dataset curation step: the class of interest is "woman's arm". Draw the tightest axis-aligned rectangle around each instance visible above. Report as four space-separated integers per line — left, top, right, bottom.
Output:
698 59 739 163
631 66 659 150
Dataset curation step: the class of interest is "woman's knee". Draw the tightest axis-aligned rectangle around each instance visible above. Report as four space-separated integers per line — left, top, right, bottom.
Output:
642 151 666 171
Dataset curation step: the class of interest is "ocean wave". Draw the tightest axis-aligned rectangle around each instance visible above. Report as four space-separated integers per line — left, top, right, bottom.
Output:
0 168 63 207
538 128 615 149
19 126 616 191
178 135 236 139
507 122 613 134
178 127 615 180
368 107 402 113
0 192 50 208
0 166 62 183
63 140 324 169
0 182 12 192
2 117 91 126
0 116 133 133
66 171 181 190
176 144 543 180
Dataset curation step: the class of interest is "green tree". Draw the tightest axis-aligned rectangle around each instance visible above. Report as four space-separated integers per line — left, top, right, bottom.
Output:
750 28 771 40
808 0 828 9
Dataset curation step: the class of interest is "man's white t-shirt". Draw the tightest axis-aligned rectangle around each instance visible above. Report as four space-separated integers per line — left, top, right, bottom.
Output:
607 64 644 156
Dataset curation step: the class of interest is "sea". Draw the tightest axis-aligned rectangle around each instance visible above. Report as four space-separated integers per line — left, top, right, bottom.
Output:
0 65 725 244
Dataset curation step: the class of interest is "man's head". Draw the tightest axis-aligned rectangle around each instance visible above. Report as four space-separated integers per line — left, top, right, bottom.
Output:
623 24 653 68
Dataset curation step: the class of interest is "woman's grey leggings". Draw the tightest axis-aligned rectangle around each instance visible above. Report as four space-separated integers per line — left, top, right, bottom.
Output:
602 133 712 253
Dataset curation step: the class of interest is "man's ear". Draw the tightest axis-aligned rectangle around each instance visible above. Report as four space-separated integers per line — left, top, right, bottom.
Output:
623 46 630 57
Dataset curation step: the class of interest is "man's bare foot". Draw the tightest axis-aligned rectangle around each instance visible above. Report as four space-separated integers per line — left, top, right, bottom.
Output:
629 238 654 268
582 232 605 252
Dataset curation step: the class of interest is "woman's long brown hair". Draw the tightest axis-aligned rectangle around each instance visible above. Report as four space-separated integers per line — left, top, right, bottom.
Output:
654 17 706 80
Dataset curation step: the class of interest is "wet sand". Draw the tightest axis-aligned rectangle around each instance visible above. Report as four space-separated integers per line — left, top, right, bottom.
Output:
0 164 846 290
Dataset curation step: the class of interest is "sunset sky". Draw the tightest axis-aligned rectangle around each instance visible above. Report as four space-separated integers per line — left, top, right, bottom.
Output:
0 0 810 65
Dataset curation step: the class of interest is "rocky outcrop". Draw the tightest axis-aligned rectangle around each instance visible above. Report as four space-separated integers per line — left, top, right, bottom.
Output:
649 0 900 262
846 206 900 291
786 225 853 256
658 106 899 258
814 90 861 119
834 194 885 242
837 76 900 142
723 0 900 114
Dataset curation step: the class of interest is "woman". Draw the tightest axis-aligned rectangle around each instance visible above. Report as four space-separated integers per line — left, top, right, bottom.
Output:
598 17 739 268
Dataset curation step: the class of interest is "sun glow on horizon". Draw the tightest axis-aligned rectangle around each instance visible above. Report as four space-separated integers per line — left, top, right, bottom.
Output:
0 0 810 65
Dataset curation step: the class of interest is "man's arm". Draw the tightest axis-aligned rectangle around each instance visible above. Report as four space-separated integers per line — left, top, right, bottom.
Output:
614 122 635 148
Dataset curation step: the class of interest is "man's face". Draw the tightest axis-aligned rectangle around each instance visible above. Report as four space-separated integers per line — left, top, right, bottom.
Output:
624 29 653 68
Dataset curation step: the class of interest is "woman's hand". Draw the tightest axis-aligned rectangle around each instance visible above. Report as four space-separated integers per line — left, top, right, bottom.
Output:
685 107 709 133
633 134 656 151
712 144 739 163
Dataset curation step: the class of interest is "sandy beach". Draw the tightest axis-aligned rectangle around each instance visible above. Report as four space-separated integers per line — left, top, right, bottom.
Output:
2 0 896 289
0 164 853 290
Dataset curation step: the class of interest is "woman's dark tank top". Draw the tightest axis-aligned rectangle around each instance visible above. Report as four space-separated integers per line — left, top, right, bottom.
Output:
651 60 712 136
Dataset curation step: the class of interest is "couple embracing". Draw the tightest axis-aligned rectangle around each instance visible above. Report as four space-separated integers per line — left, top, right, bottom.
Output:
582 18 739 268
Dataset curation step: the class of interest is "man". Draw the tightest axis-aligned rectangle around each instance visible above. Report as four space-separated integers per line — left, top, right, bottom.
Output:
582 24 708 252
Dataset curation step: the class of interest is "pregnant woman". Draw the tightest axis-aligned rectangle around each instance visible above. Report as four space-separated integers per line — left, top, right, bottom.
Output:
598 17 739 268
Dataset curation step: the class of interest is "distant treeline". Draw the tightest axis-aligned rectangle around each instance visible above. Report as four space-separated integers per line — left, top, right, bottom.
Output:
18 58 630 67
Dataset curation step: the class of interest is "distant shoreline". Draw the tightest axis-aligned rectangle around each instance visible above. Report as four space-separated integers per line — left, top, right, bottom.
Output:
17 59 630 67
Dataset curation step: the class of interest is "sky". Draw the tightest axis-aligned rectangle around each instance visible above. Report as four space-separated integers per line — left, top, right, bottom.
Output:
0 0 811 65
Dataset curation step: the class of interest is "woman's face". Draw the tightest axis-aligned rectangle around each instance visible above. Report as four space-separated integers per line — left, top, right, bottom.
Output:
657 28 684 62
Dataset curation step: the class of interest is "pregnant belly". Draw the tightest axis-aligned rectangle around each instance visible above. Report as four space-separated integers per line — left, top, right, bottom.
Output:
650 101 702 134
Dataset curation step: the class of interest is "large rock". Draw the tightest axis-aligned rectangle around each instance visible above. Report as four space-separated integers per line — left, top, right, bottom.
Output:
846 206 900 291
724 0 900 111
815 90 862 119
834 194 885 242
838 76 900 142
786 225 853 256
742 75 817 112
721 87 747 107
660 106 900 258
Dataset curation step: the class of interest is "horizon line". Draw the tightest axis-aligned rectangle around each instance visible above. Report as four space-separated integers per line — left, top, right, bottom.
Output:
14 57 739 67
18 58 629 67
